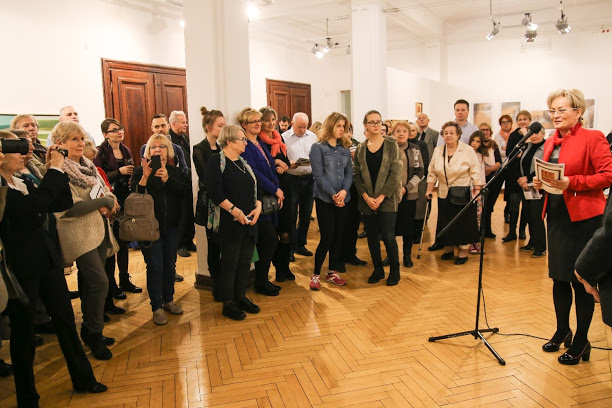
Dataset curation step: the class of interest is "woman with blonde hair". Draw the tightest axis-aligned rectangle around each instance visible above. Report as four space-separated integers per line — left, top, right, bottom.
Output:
53 121 119 360
308 112 352 290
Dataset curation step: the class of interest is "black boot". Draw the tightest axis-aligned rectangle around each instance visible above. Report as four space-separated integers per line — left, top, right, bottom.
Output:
86 333 113 360
81 326 115 346
119 275 142 293
503 210 519 242
386 268 400 286
367 268 385 284
402 239 413 268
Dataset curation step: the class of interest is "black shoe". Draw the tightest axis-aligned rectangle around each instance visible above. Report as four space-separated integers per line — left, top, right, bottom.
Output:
266 281 281 291
386 273 400 286
86 333 113 360
558 341 591 365
428 242 443 251
454 257 468 265
177 248 191 257
441 251 454 260
0 360 12 377
237 297 260 314
223 302 246 321
254 284 279 296
175 273 184 282
518 231 527 240
520 244 533 251
104 305 126 315
294 246 313 256
80 326 115 346
502 233 517 242
103 314 111 322
345 255 367 266
120 278 143 293
284 269 296 280
358 231 367 239
484 231 496 239
542 330 572 352
111 287 127 300
336 264 347 273
276 273 286 283
34 321 56 334
289 254 295 262
367 269 385 284
403 257 413 268
69 290 80 299
532 250 547 258
382 257 390 267
34 335 44 347
74 381 108 394
186 242 197 252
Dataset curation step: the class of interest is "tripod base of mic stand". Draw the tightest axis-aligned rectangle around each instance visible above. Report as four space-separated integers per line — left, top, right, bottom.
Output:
428 328 506 365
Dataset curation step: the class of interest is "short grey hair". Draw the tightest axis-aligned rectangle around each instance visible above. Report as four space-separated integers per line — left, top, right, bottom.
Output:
217 125 245 148
169 110 187 123
292 112 308 123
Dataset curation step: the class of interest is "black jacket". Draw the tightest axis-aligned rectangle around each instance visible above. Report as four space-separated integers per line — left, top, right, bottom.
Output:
131 165 190 232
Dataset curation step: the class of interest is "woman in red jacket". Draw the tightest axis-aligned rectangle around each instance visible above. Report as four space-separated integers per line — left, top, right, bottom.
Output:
534 89 612 365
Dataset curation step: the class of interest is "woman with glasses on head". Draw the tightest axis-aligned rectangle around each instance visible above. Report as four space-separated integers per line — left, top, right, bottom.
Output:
258 107 295 282
193 107 226 301
239 108 282 297
206 125 263 320
131 134 190 326
94 119 142 304
354 110 402 285
532 89 612 365
478 122 502 238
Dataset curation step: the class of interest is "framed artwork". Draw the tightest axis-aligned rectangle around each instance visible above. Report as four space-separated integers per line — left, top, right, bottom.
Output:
473 103 492 126
0 114 59 144
583 99 595 129
415 102 423 116
501 102 521 121
531 110 554 130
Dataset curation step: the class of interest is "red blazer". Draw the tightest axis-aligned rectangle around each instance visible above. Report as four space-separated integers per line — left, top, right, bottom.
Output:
542 123 612 222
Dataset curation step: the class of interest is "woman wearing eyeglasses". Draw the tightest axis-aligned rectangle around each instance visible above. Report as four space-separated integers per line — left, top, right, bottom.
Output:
353 110 402 285
94 119 142 306
532 89 612 365
239 108 282 297
131 134 190 326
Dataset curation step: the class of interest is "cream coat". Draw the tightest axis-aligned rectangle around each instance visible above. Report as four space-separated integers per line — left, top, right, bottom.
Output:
427 141 483 199
55 174 118 264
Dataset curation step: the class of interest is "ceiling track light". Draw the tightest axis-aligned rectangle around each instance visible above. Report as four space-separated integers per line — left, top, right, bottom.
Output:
521 12 538 31
486 21 499 40
556 1 571 34
525 28 537 42
312 44 323 58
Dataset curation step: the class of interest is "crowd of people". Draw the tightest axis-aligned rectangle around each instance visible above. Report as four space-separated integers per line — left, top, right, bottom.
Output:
1 88 611 405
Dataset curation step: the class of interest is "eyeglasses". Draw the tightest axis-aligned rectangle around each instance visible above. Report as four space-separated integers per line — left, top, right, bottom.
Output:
150 145 168 150
233 137 247 143
547 108 578 115
245 119 262 124
500 121 511 124
480 128 491 132
366 121 383 126
107 127 124 133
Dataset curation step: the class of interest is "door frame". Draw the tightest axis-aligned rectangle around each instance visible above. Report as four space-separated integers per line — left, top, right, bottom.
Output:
101 58 187 118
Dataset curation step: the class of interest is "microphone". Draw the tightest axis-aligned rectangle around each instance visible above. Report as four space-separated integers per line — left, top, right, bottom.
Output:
507 121 543 159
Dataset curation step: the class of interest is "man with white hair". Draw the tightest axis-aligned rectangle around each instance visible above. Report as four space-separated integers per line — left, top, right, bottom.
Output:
11 114 46 164
282 112 317 260
46 106 96 146
169 111 196 257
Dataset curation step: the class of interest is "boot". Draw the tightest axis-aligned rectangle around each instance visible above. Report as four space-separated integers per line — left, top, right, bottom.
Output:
119 275 142 293
86 333 113 360
502 210 519 242
386 266 400 286
367 269 385 284
402 239 413 268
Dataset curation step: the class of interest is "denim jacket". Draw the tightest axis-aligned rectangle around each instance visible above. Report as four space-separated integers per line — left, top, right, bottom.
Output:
310 141 353 204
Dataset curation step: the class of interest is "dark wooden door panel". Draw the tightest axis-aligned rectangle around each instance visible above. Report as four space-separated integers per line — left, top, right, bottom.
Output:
157 73 188 119
266 79 312 126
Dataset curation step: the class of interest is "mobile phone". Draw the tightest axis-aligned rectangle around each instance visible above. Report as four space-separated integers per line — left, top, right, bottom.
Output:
245 215 253 224
150 155 162 173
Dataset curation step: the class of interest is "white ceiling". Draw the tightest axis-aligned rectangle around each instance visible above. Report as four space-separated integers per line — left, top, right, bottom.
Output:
109 0 612 53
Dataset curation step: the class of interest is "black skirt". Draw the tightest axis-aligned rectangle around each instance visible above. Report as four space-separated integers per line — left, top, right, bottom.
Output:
436 196 479 246
276 172 292 233
547 194 602 282
395 197 416 236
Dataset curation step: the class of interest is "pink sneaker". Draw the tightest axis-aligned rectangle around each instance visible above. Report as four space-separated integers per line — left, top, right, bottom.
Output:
310 274 321 291
326 272 347 286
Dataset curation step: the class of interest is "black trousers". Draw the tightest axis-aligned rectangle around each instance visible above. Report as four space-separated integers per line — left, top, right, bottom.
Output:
363 212 399 271
254 220 279 287
528 198 546 252
179 188 195 249
219 231 255 302
314 198 348 275
105 219 130 307
9 256 96 407
341 184 361 260
206 227 222 297
289 174 314 250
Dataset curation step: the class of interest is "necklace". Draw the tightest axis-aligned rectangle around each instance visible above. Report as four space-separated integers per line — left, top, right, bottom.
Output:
231 159 246 173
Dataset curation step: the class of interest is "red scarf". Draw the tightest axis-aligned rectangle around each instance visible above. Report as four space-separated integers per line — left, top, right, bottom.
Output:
258 129 287 157
543 122 582 161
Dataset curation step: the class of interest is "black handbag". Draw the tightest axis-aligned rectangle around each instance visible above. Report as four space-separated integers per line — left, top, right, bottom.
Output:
261 194 280 215
444 146 472 206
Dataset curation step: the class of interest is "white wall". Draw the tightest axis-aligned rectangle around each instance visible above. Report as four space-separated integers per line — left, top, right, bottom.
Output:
0 0 185 143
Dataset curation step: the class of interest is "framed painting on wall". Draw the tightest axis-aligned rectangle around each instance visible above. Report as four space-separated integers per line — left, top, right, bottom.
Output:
473 103 492 126
583 99 595 129
0 114 59 144
415 102 423 116
501 102 521 121
531 110 554 130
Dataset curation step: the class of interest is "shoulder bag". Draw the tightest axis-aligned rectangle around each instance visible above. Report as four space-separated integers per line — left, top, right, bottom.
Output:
444 145 471 206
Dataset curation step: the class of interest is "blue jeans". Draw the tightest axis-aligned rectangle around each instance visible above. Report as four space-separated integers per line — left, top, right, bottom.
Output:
141 227 179 311
289 174 314 250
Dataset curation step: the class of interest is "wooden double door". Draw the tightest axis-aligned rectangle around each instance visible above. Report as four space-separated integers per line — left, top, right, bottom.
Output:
266 79 312 126
102 59 188 165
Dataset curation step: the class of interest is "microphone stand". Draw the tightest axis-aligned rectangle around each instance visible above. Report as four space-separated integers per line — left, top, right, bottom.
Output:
427 139 529 366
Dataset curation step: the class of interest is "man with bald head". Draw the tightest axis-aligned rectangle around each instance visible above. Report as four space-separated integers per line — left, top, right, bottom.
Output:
416 113 438 161
282 112 317 259
46 106 96 146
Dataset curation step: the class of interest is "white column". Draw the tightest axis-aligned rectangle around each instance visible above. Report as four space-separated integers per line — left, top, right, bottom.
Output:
182 0 252 288
351 0 387 141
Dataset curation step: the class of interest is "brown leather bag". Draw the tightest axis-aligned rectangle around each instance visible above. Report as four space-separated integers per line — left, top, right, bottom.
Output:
119 191 160 243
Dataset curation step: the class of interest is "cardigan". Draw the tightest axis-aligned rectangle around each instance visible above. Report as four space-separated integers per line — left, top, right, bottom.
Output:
353 137 402 214
541 124 612 222
241 139 279 223
399 142 424 200
427 141 483 199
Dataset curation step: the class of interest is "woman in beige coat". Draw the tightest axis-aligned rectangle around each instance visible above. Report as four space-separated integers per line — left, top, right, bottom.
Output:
53 121 119 360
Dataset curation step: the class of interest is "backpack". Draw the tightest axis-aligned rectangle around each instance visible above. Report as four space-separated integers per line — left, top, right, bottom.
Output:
119 191 160 243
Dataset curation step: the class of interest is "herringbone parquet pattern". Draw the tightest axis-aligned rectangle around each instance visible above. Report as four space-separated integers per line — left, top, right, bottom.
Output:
1 198 611 407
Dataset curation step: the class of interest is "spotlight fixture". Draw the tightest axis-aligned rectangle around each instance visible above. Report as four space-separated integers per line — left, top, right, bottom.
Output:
246 1 259 19
525 28 537 42
486 21 499 40
556 1 571 34
521 13 538 31
312 44 324 58
346 45 351 55
323 38 335 53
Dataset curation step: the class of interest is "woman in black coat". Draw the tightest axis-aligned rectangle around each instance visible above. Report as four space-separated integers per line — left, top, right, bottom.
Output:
0 130 107 407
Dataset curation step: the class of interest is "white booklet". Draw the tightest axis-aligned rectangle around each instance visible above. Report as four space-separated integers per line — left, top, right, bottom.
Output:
534 157 565 195
523 184 542 200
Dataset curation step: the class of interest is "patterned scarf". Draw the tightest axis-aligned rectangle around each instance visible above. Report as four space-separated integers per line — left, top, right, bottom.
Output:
258 129 287 157
62 156 99 189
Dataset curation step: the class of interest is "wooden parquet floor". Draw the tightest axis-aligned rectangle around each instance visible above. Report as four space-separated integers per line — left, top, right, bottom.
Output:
1 198 611 407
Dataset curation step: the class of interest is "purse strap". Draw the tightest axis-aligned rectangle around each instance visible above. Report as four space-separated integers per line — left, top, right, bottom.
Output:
443 145 451 187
